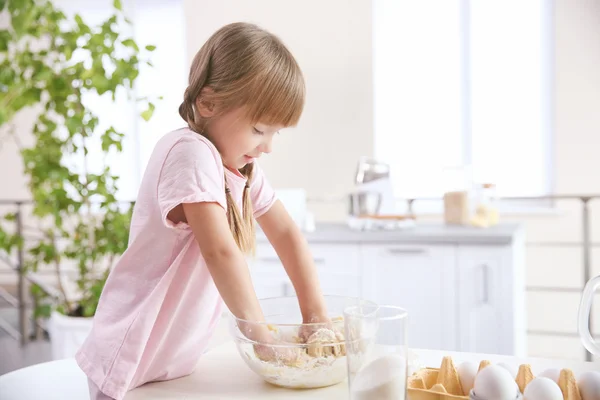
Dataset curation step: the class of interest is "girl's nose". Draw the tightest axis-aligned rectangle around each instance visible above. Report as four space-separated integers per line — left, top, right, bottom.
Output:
259 138 273 154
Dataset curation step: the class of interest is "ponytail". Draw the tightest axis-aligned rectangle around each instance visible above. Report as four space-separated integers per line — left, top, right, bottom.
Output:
224 162 256 254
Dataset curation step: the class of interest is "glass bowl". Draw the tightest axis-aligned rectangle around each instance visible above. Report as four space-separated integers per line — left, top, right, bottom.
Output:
228 295 376 389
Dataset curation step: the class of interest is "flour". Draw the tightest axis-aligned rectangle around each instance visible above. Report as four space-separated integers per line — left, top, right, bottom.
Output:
351 354 407 400
242 347 347 388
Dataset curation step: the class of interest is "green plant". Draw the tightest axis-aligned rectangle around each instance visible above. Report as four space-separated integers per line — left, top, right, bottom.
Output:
0 0 156 318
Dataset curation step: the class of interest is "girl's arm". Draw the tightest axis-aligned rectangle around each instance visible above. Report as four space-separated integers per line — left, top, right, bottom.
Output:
182 201 271 341
256 200 328 323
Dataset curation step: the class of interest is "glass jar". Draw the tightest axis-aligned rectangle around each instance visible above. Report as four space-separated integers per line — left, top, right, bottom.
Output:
471 183 499 227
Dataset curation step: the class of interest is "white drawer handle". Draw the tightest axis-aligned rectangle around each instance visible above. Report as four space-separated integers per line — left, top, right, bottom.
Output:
478 264 490 305
257 257 279 263
257 257 326 264
386 248 427 255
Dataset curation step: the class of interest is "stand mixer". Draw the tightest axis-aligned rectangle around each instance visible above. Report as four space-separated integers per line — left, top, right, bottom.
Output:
579 275 600 357
347 158 415 230
350 157 396 217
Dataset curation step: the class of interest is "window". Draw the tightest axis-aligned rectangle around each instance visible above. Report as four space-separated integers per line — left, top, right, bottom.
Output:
56 0 187 201
373 0 553 203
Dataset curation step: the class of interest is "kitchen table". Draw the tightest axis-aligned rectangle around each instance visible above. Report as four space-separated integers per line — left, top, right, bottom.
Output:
0 341 597 400
126 342 597 399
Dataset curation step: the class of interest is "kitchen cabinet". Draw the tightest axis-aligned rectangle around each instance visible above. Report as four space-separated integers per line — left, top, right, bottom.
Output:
248 242 360 299
247 223 526 356
360 244 457 351
457 245 524 356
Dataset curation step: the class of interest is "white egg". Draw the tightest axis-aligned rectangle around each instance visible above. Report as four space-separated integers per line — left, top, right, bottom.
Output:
498 362 518 379
458 361 478 394
579 371 600 400
523 377 563 400
538 368 560 384
473 364 520 399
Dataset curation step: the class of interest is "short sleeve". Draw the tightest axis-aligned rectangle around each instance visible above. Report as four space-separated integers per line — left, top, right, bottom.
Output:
157 137 227 228
250 162 277 219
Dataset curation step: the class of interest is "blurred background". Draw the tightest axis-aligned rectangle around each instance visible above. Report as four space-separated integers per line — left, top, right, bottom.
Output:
1 0 599 375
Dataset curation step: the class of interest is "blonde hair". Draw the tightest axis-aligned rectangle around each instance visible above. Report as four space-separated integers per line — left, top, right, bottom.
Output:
178 22 305 254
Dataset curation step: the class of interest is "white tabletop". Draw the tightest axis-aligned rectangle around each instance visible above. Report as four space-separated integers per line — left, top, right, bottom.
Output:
1 342 597 400
127 344 599 399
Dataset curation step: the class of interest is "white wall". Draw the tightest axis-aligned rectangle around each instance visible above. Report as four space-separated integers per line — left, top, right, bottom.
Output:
517 0 600 361
182 0 373 221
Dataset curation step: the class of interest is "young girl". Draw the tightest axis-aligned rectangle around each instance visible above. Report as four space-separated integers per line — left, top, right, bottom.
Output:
76 22 331 400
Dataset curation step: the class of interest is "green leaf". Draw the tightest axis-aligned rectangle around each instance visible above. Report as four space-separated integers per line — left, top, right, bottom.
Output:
4 212 17 222
83 303 96 317
34 303 52 318
113 0 123 10
55 304 67 315
0 30 10 51
145 45 156 51
140 102 155 121
121 38 139 52
74 14 85 29
10 6 36 36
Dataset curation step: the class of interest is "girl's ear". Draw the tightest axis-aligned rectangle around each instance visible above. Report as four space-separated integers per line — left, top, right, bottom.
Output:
195 87 216 118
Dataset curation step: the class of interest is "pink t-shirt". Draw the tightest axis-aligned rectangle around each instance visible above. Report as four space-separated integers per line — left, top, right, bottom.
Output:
75 127 277 400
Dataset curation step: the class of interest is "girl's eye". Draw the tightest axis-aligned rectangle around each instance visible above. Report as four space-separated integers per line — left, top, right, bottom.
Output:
252 127 264 135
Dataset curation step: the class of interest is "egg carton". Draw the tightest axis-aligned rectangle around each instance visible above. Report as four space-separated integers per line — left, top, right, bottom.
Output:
407 356 596 400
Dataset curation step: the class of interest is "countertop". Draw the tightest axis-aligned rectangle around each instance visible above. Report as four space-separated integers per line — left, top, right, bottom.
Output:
125 342 597 399
257 222 523 245
1 341 596 400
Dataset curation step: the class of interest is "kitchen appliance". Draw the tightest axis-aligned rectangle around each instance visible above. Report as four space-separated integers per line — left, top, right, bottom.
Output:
351 157 397 216
355 157 391 185
348 191 382 217
578 275 600 356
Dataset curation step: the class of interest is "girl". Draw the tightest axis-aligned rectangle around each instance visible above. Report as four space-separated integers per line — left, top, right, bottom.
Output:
76 22 331 400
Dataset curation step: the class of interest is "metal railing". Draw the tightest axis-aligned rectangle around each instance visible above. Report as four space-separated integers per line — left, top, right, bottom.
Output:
0 195 598 360
0 199 133 345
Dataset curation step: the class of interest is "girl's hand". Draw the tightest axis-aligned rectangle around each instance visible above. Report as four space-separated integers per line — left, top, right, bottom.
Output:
299 314 347 357
298 314 334 342
253 342 302 366
243 322 302 366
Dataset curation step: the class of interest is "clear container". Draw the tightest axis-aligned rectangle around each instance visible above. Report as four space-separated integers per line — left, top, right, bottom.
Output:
476 183 498 207
344 305 409 400
228 295 376 389
472 183 499 227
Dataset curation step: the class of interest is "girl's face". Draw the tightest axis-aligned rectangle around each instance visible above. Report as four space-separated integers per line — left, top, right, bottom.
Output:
200 105 283 170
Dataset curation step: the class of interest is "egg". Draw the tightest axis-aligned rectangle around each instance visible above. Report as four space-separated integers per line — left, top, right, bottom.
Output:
538 368 560 384
458 361 478 394
523 377 563 400
473 364 520 399
498 362 518 379
579 371 600 400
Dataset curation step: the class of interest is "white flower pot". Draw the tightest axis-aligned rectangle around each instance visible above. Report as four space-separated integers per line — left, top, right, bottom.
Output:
48 311 93 360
